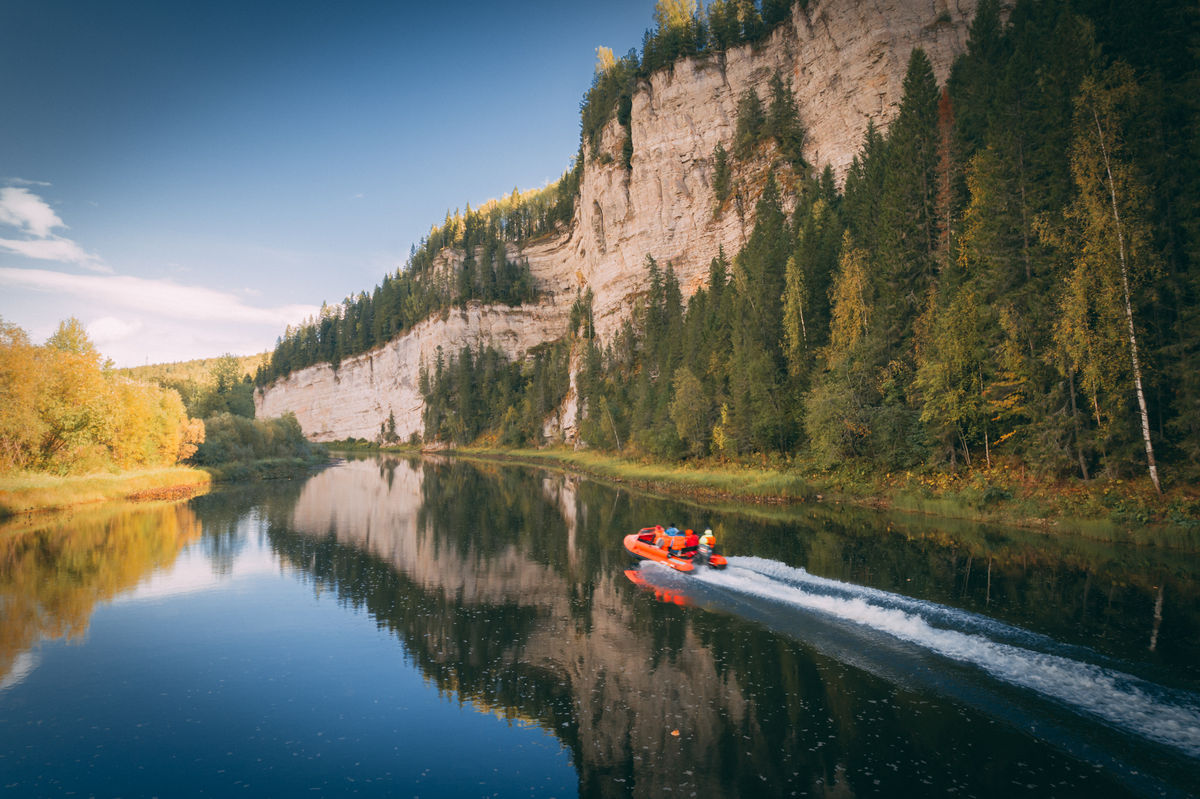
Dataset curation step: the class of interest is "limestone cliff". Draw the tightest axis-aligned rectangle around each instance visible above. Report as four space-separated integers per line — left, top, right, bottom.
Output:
257 0 979 442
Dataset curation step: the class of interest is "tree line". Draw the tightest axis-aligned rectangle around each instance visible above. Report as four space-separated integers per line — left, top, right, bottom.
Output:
0 318 204 474
256 200 547 385
261 0 801 387
582 0 802 168
422 0 1199 491
418 340 571 448
122 353 322 469
122 353 262 419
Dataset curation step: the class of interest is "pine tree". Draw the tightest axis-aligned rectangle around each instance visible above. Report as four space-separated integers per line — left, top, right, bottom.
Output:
767 72 806 169
734 88 766 159
712 142 732 211
877 48 941 352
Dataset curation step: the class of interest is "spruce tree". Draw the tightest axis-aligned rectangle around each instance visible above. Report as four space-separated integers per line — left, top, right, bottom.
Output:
877 48 941 352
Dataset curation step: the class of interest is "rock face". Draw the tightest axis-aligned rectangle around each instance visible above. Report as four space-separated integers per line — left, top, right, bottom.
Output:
257 0 979 442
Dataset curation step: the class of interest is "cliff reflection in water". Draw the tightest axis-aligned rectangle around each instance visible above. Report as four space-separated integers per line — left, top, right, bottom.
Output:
0 502 202 686
262 456 1188 797
271 456 746 796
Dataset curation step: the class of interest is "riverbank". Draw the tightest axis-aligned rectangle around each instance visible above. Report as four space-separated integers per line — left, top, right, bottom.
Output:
0 466 213 520
432 446 1200 549
0 452 333 520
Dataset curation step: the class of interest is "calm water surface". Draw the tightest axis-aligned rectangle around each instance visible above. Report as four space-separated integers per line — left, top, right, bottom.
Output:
1 455 1198 797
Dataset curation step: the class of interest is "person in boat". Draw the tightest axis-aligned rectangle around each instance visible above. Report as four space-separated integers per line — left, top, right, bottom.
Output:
697 529 717 563
660 523 679 550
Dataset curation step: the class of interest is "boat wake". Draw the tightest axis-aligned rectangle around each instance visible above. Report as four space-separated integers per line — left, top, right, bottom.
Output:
639 556 1200 760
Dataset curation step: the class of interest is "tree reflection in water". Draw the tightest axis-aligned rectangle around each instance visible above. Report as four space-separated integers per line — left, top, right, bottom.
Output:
258 456 1198 797
0 501 202 682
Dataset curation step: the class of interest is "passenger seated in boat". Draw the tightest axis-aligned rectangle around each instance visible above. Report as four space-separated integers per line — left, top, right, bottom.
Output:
668 534 695 558
668 530 698 558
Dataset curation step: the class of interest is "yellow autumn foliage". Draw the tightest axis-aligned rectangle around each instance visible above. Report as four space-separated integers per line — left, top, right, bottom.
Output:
0 317 204 475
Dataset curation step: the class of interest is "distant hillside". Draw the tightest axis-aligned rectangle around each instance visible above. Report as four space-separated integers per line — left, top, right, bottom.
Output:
121 353 267 419
121 353 267 388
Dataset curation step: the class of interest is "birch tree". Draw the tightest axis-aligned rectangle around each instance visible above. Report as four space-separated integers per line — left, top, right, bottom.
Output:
1056 62 1162 493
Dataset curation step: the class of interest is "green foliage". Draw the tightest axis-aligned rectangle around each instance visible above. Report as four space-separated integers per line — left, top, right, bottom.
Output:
123 353 263 419
258 204 542 386
249 0 1199 490
420 341 571 448
766 72 806 168
711 142 732 211
669 366 711 456
568 0 1198 488
581 47 640 162
733 88 766 159
189 412 319 466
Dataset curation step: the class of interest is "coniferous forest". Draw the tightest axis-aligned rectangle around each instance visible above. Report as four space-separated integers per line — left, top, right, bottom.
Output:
267 0 1199 490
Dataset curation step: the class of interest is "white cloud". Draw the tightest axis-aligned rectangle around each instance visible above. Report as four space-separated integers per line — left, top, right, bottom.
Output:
1 267 323 366
87 315 144 346
2 177 52 188
0 186 64 237
0 236 110 271
0 267 319 327
0 186 105 270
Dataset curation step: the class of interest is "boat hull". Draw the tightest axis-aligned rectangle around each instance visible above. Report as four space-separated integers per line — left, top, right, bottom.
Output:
623 529 727 572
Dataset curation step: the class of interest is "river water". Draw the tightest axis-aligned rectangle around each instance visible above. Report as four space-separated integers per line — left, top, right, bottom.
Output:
1 455 1197 797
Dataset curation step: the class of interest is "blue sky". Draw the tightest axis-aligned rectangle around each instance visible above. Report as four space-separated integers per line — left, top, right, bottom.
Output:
0 0 655 365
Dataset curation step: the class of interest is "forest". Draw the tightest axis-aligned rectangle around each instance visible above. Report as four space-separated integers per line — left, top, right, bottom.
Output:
0 319 320 478
254 183 555 384
414 0 1199 491
0 318 204 475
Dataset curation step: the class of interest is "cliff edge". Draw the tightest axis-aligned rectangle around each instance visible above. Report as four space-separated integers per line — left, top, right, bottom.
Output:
257 0 979 443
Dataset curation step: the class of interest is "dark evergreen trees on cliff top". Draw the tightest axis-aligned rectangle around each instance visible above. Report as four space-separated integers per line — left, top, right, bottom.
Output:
273 0 1200 492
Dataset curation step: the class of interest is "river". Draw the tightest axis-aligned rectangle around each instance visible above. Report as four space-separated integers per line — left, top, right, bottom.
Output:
1 455 1197 797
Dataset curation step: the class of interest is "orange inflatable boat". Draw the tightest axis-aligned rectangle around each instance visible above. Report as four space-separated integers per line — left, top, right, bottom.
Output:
623 526 727 572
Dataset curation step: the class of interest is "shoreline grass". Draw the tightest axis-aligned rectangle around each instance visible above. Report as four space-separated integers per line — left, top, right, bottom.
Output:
442 446 1200 549
0 466 213 520
0 451 333 521
196 454 332 483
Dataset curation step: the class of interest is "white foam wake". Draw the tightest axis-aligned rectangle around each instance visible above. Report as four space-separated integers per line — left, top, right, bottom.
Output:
685 556 1200 757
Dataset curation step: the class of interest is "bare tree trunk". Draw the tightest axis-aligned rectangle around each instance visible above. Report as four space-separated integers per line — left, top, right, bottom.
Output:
1092 107 1162 495
1068 368 1090 481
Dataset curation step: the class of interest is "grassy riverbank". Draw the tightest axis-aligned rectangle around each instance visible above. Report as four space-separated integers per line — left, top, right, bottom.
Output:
0 450 331 520
0 466 213 520
435 446 1200 549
